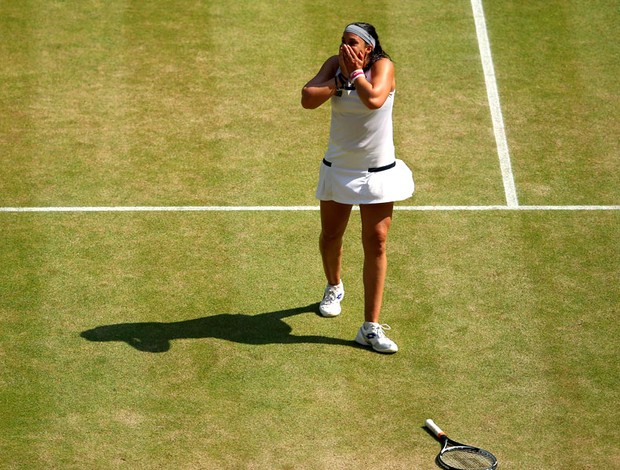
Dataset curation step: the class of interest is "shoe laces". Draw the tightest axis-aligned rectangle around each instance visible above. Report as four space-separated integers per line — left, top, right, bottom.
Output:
368 323 392 337
323 285 341 303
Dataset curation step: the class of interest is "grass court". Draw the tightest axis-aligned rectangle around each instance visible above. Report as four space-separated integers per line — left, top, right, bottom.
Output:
1 1 618 468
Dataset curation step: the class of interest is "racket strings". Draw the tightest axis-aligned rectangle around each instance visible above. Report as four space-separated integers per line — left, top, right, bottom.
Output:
440 447 496 470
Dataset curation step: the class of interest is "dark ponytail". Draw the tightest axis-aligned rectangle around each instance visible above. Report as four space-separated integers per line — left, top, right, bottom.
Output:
351 22 391 70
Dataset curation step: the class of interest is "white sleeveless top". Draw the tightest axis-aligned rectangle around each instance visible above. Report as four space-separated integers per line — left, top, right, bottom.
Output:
324 69 396 170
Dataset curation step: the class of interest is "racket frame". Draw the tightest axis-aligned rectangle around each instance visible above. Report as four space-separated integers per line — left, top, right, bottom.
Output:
425 419 498 470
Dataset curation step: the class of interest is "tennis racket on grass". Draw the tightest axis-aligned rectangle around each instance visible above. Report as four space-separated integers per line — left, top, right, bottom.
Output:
425 419 498 470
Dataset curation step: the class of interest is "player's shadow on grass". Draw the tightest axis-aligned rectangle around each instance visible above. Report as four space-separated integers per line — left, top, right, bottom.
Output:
80 302 357 353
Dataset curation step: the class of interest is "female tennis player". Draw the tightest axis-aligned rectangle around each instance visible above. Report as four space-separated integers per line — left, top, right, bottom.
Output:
301 22 414 353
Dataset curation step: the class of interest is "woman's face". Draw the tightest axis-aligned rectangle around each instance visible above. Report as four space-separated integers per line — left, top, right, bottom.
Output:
341 32 373 57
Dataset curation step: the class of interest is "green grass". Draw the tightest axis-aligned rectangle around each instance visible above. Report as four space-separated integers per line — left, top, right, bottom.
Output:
1 211 617 468
1 0 618 469
485 0 620 205
0 0 507 207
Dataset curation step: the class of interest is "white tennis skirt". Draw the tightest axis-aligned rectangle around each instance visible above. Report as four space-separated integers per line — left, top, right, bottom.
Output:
315 159 414 205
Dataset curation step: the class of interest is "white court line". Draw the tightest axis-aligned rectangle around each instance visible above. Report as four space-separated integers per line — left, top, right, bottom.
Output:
399 205 620 211
0 206 319 213
1 205 619 213
471 0 519 208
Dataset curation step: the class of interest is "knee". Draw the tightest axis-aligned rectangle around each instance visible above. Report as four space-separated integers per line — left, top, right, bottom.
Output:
319 230 344 251
320 226 346 243
362 227 389 256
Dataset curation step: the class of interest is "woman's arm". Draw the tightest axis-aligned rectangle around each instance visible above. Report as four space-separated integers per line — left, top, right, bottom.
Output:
354 58 394 109
301 56 340 109
341 45 394 110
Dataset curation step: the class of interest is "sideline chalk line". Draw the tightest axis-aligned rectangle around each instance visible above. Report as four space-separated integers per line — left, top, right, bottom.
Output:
471 0 519 208
1 205 619 213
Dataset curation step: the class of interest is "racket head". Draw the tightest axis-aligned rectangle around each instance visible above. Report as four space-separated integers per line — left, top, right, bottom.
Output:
425 419 498 470
437 441 498 470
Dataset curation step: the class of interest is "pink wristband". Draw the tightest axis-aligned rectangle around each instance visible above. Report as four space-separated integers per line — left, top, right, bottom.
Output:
350 69 364 83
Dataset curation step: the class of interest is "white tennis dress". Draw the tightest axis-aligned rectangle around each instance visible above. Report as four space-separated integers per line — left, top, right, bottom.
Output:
315 69 414 205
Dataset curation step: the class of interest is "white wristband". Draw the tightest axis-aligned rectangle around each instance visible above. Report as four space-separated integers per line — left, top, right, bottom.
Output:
350 69 365 83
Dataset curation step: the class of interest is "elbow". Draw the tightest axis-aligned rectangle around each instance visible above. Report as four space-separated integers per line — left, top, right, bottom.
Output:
301 88 318 109
365 97 386 110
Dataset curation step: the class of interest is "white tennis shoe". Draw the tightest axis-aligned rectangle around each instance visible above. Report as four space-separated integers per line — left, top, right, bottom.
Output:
319 281 344 317
355 322 398 353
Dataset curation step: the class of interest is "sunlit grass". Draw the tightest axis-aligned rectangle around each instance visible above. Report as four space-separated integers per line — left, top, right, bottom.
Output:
1 1 618 468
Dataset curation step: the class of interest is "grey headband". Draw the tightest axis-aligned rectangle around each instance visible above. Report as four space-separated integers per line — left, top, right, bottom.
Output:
344 24 376 49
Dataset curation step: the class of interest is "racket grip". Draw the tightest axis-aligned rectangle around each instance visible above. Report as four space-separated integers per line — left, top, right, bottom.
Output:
425 419 445 437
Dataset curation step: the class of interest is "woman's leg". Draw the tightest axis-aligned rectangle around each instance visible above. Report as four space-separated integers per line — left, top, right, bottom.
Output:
359 202 393 323
319 200 353 285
